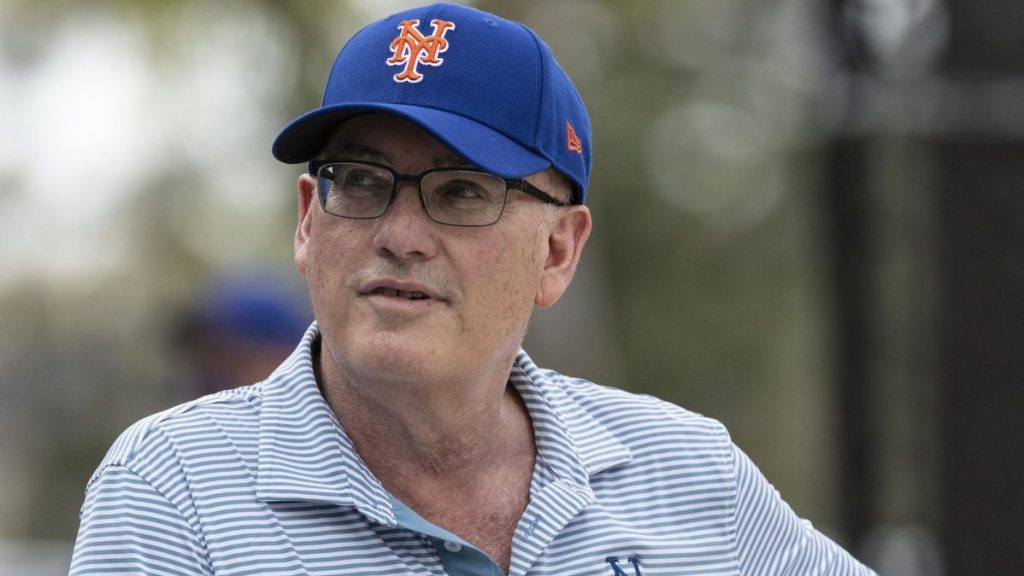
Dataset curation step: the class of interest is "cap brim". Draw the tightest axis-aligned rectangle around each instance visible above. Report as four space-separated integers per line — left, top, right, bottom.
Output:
272 103 551 179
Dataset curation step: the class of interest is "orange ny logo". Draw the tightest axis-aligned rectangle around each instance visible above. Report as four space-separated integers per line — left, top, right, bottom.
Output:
386 18 456 83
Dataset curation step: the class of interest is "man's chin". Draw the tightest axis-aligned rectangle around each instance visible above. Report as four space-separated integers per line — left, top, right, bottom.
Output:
341 332 446 378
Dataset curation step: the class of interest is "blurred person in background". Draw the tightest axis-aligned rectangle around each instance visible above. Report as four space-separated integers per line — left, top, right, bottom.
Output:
174 269 312 397
70 3 876 575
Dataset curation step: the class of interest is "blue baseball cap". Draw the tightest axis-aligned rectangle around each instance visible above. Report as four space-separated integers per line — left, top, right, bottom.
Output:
272 3 591 202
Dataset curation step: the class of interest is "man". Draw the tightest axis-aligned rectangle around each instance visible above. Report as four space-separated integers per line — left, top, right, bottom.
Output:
71 4 877 575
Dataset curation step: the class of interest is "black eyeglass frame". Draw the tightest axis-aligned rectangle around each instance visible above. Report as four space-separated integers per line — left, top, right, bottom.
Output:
309 159 569 227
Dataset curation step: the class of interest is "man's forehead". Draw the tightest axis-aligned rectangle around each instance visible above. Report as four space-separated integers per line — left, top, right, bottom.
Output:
317 113 567 193
326 143 471 171
320 116 471 169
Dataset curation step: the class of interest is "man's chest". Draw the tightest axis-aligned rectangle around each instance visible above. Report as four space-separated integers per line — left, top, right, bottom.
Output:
193 498 741 576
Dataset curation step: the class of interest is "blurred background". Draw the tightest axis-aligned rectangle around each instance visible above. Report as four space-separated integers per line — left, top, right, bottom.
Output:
1 0 1021 574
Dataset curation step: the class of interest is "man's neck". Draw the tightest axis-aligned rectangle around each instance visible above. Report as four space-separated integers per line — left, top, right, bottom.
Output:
313 339 536 493
313 341 536 571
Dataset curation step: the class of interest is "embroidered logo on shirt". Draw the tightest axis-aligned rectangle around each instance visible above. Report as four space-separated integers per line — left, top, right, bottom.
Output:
386 18 456 83
606 555 642 575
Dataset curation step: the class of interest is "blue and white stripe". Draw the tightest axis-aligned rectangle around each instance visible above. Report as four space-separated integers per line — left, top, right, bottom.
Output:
71 323 876 575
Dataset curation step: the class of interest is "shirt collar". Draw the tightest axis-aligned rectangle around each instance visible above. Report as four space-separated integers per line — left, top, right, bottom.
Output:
255 323 631 521
255 323 396 525
510 350 632 488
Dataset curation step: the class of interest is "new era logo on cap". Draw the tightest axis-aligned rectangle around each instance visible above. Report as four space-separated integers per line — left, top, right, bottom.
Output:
386 18 456 83
566 121 583 154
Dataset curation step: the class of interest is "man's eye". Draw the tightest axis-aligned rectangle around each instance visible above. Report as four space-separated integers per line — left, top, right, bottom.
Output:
344 171 386 188
441 182 486 199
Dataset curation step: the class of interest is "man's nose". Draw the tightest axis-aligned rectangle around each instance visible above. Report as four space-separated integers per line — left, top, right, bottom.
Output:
370 182 438 261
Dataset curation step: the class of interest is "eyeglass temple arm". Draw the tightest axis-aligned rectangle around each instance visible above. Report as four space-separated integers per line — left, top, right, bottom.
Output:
506 179 570 207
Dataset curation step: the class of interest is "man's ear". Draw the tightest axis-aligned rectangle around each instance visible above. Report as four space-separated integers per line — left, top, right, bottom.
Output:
295 174 318 278
535 206 592 308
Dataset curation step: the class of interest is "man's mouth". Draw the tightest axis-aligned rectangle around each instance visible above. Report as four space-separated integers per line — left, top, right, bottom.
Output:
370 287 431 300
359 278 444 303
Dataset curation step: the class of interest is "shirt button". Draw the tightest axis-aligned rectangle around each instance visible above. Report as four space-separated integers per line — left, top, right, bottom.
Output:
443 541 462 553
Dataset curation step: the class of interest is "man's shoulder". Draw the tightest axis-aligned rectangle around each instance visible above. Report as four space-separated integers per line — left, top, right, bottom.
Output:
525 366 737 495
532 365 731 446
87 383 266 487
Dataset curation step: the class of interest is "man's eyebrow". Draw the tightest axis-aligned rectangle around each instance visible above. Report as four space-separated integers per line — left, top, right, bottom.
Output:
328 144 388 162
432 154 476 170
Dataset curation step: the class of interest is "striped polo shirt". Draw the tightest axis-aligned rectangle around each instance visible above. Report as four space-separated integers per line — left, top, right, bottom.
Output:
71 323 876 575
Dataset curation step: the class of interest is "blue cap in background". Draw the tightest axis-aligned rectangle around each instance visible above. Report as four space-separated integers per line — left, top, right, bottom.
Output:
195 269 311 346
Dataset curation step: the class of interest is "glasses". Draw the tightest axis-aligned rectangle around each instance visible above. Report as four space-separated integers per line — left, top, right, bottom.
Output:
311 160 568 227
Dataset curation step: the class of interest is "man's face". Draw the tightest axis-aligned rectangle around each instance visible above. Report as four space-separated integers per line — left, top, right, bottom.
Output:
294 113 586 388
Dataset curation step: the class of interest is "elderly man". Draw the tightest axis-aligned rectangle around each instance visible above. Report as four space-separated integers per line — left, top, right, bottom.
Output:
71 4 877 575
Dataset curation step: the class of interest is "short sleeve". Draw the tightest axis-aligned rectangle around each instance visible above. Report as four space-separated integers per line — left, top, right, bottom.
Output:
732 445 878 576
70 465 211 576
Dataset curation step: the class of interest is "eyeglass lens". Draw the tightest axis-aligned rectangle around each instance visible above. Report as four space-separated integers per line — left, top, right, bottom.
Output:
318 162 508 226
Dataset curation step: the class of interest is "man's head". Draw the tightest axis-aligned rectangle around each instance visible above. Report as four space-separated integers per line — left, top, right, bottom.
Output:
274 4 592 388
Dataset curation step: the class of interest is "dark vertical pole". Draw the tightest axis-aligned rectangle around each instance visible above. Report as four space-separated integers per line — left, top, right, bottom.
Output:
937 141 1024 575
937 5 1024 573
823 0 874 548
